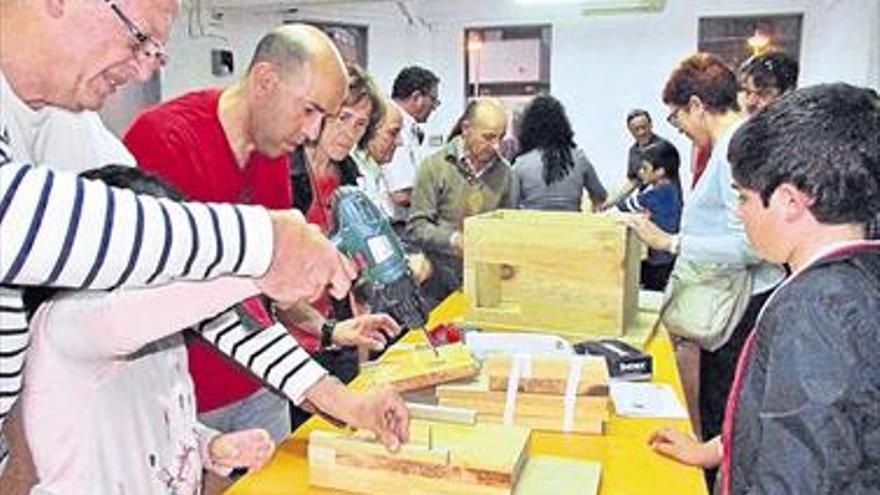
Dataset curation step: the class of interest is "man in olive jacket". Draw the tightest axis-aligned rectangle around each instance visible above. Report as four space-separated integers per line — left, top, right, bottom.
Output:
407 98 513 307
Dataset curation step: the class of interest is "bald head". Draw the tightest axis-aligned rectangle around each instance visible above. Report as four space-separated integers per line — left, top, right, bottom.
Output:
241 23 348 158
248 24 345 80
461 98 507 168
367 98 404 164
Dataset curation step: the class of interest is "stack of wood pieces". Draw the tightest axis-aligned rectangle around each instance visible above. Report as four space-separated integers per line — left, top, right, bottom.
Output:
437 353 610 434
358 342 480 392
308 420 531 495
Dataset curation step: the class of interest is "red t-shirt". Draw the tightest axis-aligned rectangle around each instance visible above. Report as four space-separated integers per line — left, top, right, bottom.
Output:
124 89 292 412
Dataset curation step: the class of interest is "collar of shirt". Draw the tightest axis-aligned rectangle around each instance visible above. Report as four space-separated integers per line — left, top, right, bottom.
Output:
445 136 496 181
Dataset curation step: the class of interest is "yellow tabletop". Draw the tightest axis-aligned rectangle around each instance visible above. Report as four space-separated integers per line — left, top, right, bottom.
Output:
226 292 708 495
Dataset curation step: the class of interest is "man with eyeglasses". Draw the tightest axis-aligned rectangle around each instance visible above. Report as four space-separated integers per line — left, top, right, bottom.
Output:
383 65 441 227
0 0 407 487
738 51 799 115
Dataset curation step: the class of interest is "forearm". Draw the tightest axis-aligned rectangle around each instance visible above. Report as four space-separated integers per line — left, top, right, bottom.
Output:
407 217 457 256
301 375 363 427
197 313 328 405
47 277 261 359
275 300 324 336
0 162 273 289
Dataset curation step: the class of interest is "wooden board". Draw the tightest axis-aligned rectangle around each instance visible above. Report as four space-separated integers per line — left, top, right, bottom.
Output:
359 342 480 392
463 210 641 339
515 456 602 495
484 354 610 395
308 420 531 495
437 375 607 434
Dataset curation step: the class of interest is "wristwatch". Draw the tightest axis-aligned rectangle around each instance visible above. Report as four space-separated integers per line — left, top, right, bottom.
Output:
320 318 337 350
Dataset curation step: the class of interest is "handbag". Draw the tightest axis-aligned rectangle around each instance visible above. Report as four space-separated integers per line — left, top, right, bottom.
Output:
660 258 754 351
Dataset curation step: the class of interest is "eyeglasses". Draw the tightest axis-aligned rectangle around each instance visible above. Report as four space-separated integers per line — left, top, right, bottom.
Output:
666 106 683 126
424 91 441 109
103 0 168 66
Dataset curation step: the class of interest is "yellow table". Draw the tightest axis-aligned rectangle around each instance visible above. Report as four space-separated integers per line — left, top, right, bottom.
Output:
226 293 708 495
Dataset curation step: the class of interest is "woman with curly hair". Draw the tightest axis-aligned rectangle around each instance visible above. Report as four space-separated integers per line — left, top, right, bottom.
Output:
511 95 607 211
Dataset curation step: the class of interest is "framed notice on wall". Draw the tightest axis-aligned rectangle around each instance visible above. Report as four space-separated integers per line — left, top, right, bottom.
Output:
286 20 369 69
698 14 803 70
464 25 552 101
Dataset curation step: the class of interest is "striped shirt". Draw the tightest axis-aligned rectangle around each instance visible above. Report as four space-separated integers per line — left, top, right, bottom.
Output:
0 71 327 432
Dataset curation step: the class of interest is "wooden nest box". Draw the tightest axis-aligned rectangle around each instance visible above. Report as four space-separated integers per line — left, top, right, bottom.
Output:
463 210 641 340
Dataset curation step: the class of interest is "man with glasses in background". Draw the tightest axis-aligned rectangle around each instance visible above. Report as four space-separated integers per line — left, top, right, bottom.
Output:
0 0 407 490
383 65 441 227
738 51 799 115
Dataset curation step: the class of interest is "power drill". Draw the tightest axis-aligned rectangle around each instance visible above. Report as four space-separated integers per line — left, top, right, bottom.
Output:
329 186 433 351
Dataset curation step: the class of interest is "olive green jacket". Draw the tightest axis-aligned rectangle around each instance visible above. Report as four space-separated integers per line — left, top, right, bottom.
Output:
407 137 513 257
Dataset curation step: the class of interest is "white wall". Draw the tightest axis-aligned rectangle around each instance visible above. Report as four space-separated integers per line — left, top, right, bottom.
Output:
163 0 879 189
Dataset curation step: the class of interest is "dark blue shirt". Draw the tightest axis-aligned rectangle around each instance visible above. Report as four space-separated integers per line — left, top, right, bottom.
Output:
616 181 682 265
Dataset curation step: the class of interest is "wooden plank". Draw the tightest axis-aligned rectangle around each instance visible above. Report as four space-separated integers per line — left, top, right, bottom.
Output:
308 420 531 495
483 354 609 395
477 413 604 435
436 375 607 434
436 375 610 419
463 210 641 339
359 342 480 392
515 456 602 495
407 402 478 425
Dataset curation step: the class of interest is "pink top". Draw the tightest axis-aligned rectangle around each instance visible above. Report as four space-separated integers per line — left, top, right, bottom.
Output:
22 277 260 495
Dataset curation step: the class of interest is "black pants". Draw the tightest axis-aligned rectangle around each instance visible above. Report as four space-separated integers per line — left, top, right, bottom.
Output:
641 260 674 291
700 288 774 488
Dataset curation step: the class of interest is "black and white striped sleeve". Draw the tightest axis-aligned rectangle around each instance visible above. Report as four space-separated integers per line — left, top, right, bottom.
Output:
0 162 273 288
196 309 328 405
0 159 275 427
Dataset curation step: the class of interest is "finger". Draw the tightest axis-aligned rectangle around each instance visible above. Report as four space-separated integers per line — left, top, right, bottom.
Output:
390 395 410 443
369 330 388 347
375 314 402 336
651 441 681 460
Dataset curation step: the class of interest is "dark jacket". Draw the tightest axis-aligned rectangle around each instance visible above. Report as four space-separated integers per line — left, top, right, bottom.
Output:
727 243 880 495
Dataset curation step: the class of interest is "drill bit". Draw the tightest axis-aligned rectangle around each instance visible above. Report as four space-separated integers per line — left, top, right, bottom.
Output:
417 326 440 357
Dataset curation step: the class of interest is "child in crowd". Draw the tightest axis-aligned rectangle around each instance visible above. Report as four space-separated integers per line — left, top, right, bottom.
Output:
20 166 275 495
615 141 683 290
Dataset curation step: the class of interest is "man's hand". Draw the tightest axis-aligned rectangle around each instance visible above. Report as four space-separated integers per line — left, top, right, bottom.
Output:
621 213 674 251
350 387 411 451
256 210 357 306
406 253 433 284
333 314 402 351
449 231 464 257
648 428 722 468
208 429 275 473
304 378 410 451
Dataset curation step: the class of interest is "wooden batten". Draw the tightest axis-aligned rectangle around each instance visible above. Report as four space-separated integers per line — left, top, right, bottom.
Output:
483 354 610 395
436 370 609 435
463 210 641 340
308 421 531 495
